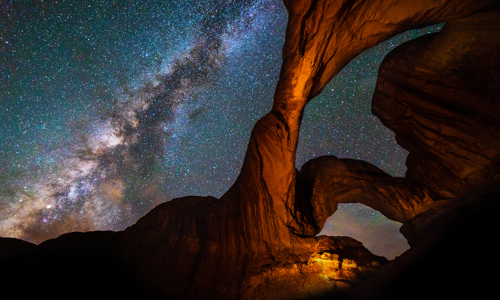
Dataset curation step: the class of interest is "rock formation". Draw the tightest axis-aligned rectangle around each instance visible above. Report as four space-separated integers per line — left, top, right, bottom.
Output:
338 3 500 299
339 188 500 300
371 0 500 246
298 156 435 229
107 0 498 298
372 3 500 200
1 0 498 299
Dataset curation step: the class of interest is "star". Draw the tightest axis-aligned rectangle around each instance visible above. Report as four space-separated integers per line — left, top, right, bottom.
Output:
0 0 441 259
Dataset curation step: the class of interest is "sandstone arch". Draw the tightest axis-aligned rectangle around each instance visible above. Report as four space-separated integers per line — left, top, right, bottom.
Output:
109 1 497 298
2 1 498 299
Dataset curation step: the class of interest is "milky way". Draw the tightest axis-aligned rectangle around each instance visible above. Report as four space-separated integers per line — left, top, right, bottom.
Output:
1 0 441 259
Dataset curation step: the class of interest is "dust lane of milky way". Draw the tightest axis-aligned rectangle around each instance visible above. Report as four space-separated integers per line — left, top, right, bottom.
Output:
0 0 441 259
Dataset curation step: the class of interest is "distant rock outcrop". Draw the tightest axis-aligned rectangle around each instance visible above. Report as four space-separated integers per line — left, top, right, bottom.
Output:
1 1 498 299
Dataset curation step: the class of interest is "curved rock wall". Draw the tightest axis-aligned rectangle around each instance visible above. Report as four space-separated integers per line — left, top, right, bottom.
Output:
299 156 435 228
372 5 500 199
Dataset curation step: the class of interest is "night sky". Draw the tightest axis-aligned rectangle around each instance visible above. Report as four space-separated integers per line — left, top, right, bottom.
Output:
1 0 441 260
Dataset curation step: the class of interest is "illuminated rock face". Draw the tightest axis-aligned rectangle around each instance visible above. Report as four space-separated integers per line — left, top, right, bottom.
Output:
110 196 387 299
241 236 388 300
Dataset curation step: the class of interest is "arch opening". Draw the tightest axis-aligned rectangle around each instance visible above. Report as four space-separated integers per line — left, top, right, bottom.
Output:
317 203 409 260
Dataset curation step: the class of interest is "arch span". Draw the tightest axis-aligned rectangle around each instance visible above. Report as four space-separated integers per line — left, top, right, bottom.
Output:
298 155 435 232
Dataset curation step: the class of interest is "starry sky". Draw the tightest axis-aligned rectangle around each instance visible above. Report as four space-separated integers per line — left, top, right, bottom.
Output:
0 0 442 260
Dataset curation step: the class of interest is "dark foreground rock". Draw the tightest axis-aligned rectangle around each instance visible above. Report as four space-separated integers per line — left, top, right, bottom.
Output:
337 189 500 300
0 225 387 299
1 190 498 300
0 231 148 299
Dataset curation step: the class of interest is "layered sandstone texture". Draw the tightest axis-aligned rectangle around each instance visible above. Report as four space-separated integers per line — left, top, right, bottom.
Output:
372 2 500 246
298 156 435 230
372 4 500 200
